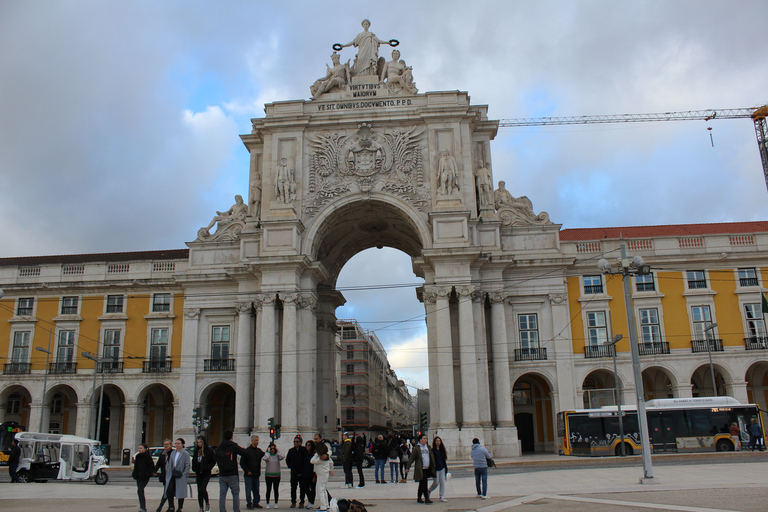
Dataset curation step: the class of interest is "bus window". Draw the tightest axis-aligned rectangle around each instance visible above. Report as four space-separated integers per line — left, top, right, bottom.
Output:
568 415 604 444
689 410 717 437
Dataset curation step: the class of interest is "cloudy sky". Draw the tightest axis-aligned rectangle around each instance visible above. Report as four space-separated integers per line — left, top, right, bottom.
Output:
2 1 767 388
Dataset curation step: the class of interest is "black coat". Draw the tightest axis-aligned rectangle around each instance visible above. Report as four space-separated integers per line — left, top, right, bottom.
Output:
372 439 387 460
240 444 265 477
132 450 155 481
154 449 171 483
192 445 216 476
286 446 306 475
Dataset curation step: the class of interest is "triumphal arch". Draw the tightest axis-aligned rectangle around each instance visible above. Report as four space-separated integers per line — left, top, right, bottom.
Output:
181 20 571 457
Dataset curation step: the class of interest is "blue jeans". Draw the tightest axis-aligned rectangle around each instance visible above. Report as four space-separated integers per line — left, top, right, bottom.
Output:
244 473 260 506
474 467 488 496
389 461 399 482
375 459 386 481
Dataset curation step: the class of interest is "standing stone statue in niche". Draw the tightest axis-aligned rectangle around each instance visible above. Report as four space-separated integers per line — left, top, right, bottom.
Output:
335 19 397 77
275 158 296 204
249 168 262 219
476 160 493 207
380 49 418 94
437 150 459 196
310 52 351 98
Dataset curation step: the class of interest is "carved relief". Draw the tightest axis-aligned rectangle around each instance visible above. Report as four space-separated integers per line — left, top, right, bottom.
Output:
235 301 252 314
184 308 201 319
304 124 427 218
197 195 248 242
549 293 567 305
495 181 552 227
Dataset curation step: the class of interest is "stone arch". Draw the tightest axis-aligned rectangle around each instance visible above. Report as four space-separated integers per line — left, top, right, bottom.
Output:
90 383 125 458
690 362 732 398
512 372 554 453
199 382 235 444
44 383 78 434
746 360 768 411
137 383 175 447
580 368 623 408
0 384 32 427
641 365 680 400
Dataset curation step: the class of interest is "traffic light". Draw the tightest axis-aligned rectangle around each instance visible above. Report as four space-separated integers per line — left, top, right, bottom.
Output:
419 412 428 432
268 417 275 440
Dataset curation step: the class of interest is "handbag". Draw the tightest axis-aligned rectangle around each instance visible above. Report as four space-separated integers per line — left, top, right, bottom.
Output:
172 469 183 478
486 457 496 468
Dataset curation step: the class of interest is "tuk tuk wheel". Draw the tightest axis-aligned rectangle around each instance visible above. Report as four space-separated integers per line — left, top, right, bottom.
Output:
16 469 29 483
94 469 109 485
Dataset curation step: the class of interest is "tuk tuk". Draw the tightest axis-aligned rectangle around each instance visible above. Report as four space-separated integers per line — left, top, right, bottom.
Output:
14 432 109 484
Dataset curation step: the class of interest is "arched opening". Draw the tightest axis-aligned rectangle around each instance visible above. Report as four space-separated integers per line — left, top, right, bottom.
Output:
641 366 676 400
691 364 728 398
138 383 174 446
745 361 768 410
0 386 32 427
92 384 125 460
581 369 620 408
45 384 77 434
512 374 553 453
201 383 235 444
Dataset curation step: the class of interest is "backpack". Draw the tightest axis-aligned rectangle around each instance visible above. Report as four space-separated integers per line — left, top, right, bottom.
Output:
216 444 237 473
337 499 367 512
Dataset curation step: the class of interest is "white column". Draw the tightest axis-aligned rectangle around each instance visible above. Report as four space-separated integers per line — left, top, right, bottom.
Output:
424 296 440 427
433 287 456 428
280 293 299 431
490 293 514 426
122 401 142 454
234 301 255 436
548 293 578 411
256 295 277 429
29 403 43 433
457 286 480 427
297 295 318 433
177 308 200 439
472 291 492 426
75 400 91 437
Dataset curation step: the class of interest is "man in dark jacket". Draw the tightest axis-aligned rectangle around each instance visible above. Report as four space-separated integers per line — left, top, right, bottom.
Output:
218 430 248 512
340 432 354 488
8 438 21 483
372 435 388 483
285 435 306 508
240 434 265 509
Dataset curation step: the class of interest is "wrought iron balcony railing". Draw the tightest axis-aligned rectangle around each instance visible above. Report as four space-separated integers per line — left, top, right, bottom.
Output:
514 348 547 361
49 362 77 374
3 362 31 375
691 339 724 353
744 337 768 350
204 358 235 371
142 359 172 373
584 345 615 359
97 361 124 373
638 342 670 355
584 285 604 294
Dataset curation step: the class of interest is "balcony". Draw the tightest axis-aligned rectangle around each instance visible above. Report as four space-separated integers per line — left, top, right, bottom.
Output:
638 342 670 356
514 348 547 361
97 361 124 373
142 359 172 373
584 285 604 294
740 277 759 287
584 345 615 359
691 339 724 353
744 337 768 350
49 362 77 374
3 362 31 375
204 358 235 371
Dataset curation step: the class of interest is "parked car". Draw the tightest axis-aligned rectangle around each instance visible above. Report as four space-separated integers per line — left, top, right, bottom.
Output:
330 444 373 468
148 446 219 476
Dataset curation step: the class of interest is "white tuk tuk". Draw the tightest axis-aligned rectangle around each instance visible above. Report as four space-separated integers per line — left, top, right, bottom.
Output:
14 432 109 484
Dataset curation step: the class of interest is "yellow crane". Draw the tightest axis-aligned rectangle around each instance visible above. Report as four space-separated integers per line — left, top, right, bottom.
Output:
500 105 768 192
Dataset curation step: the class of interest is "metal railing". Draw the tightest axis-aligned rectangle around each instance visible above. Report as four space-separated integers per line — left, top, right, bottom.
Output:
203 358 235 371
744 337 768 350
514 348 547 361
584 345 615 358
49 362 77 374
691 339 724 353
97 361 124 373
638 342 670 355
142 359 172 373
3 362 31 375
584 285 604 294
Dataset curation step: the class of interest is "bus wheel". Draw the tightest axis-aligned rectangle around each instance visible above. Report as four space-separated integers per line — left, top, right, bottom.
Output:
716 440 733 452
16 470 29 483
615 443 633 456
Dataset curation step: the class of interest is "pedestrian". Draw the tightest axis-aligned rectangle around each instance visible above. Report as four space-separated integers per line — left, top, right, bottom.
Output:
217 429 248 512
262 442 285 508
285 436 306 508
387 435 401 484
406 434 435 504
193 435 216 512
300 440 316 509
242 435 265 510
132 443 155 512
352 436 366 488
166 438 191 512
372 435 387 483
340 432 354 488
729 422 741 451
310 442 333 512
470 437 492 499
748 418 764 451
427 437 447 502
398 438 409 482
7 438 21 483
154 439 175 512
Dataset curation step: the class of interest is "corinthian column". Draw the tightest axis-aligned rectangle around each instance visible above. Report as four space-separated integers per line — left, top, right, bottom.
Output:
457 286 480 427
280 293 299 431
432 287 455 428
234 301 254 436
255 295 277 429
490 292 513 426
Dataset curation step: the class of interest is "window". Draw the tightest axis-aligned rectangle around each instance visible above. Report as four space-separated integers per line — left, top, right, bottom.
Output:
745 304 766 337
211 326 230 360
341 328 357 340
583 276 603 294
52 393 63 414
12 331 30 363
347 344 354 360
152 293 171 312
738 268 758 287
150 328 168 360
103 330 121 360
346 363 354 374
17 298 33 316
61 296 78 315
586 311 608 345
57 330 75 362
346 409 355 421
6 393 22 414
518 314 539 349
639 308 662 343
513 382 533 405
106 295 124 313
687 271 707 289
346 385 354 396
691 305 714 340
636 274 655 292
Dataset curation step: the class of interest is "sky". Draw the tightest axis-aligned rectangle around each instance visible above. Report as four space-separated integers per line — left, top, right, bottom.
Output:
2 0 768 389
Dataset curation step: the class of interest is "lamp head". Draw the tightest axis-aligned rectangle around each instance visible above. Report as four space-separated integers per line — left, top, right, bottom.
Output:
597 259 612 273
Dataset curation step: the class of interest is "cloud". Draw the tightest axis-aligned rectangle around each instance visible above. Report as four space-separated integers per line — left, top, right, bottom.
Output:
385 335 429 389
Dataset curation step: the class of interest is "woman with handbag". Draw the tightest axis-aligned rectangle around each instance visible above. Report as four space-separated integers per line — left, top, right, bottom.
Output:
427 436 448 502
166 438 191 512
192 435 216 512
133 443 155 512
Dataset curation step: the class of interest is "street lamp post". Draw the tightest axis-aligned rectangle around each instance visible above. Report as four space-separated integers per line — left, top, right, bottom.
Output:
35 329 53 433
606 334 626 456
82 351 106 441
703 323 718 396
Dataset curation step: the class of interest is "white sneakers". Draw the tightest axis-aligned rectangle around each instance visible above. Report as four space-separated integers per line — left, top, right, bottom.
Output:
266 505 270 509
439 498 447 502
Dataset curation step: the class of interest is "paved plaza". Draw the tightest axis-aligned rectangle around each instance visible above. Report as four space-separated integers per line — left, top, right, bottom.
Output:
2 453 767 511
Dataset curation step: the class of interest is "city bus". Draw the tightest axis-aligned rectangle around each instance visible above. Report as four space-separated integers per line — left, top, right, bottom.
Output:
557 396 763 456
0 421 25 465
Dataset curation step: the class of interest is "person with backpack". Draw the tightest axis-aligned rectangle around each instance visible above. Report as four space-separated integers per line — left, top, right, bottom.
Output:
398 438 409 483
193 435 216 512
241 435 265 510
372 435 387 483
217 430 248 512
386 435 401 485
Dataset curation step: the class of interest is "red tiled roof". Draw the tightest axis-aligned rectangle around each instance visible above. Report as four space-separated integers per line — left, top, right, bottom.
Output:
559 221 768 241
0 249 189 267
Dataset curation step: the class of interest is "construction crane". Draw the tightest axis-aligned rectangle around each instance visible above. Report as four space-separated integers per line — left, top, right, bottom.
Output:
500 105 768 193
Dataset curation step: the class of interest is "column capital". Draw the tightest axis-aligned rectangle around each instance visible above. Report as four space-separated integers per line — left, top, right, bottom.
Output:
548 293 567 305
279 292 299 305
471 290 486 303
297 295 318 312
423 285 452 304
184 308 201 319
489 291 507 304
254 293 278 311
456 285 475 298
235 301 253 314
